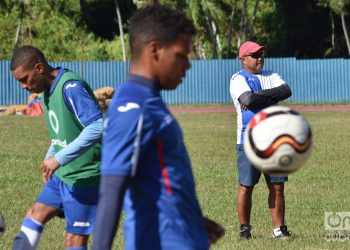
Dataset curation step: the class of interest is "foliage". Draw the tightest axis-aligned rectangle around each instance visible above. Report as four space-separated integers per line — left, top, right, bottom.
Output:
1 0 350 60
0 0 134 61
0 8 19 59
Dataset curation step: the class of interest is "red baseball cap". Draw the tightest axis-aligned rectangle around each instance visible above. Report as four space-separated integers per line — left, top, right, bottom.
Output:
239 41 266 59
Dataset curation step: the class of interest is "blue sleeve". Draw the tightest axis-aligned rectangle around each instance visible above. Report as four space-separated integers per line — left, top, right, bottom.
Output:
101 100 153 177
45 144 55 159
63 80 102 127
92 175 131 250
55 118 103 166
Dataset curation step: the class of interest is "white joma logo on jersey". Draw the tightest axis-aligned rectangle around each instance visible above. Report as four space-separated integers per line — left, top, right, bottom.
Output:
164 115 173 125
65 83 77 89
73 221 90 227
117 102 140 112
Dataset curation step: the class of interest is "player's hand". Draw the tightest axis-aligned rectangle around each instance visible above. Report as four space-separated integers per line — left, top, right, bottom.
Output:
41 157 60 183
240 104 248 111
203 217 225 245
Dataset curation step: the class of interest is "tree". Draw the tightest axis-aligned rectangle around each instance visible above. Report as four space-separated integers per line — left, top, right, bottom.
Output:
236 0 247 52
225 0 237 58
248 0 260 40
114 0 126 61
317 0 350 56
2 0 348 60
186 0 229 59
14 0 24 49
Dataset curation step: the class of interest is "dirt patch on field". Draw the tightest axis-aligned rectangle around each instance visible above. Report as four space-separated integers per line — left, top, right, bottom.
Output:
170 104 350 114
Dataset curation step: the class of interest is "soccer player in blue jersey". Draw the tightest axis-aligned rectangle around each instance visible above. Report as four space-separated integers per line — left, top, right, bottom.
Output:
230 41 292 239
10 46 102 250
92 5 224 250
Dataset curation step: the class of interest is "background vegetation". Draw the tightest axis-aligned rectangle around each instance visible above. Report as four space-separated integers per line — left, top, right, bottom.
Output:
1 109 350 249
1 0 350 61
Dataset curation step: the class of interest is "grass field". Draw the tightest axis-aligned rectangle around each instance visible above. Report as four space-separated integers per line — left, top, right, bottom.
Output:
1 110 350 249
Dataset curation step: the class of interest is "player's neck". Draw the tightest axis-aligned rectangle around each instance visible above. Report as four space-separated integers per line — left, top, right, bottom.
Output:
244 68 261 75
129 61 157 83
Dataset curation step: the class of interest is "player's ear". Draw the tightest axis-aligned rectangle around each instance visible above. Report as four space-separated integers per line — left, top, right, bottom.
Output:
34 62 44 74
148 41 162 61
241 57 248 66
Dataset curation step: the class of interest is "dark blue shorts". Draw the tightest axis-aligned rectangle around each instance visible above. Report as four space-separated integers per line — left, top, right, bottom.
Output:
236 144 288 186
36 174 98 235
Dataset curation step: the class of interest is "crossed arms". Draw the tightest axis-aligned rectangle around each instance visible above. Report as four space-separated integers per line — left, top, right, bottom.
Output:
238 84 292 110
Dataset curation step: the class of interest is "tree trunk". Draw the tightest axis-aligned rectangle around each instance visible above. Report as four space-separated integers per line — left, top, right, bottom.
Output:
79 0 91 23
114 0 126 61
330 11 335 51
197 41 206 60
205 13 218 59
211 21 222 54
237 0 248 57
14 0 24 49
226 0 236 58
248 0 259 40
340 10 350 55
149 0 159 4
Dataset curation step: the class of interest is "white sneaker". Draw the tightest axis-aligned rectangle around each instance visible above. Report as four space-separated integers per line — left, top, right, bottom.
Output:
273 225 291 238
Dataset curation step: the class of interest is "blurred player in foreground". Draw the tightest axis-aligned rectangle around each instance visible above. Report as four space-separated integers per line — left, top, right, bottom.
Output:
92 5 224 250
229 41 292 239
10 46 102 249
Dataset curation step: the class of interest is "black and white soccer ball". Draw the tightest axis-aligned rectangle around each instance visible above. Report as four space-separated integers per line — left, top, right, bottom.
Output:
244 106 313 176
0 212 5 239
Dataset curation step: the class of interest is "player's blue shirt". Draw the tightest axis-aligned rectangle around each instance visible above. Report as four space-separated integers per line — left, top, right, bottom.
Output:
239 70 262 131
50 67 102 127
102 74 209 250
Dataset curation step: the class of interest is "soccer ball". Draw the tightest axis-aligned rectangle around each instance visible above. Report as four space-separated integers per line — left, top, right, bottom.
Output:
0 212 5 240
243 106 313 176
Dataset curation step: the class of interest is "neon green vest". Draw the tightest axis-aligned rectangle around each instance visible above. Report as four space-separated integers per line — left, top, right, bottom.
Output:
42 70 100 187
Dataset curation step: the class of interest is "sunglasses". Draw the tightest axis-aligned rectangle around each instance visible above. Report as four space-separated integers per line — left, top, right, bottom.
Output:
245 52 264 59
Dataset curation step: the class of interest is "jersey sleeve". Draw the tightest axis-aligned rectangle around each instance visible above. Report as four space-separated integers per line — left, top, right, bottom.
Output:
101 100 153 177
54 118 103 166
63 81 102 127
45 144 55 160
270 72 286 88
230 74 252 102
92 175 131 250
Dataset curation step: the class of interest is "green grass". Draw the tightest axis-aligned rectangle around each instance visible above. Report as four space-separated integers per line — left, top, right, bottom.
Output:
0 111 350 249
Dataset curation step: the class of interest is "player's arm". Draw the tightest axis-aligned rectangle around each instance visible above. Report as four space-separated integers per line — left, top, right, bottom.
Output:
238 91 277 109
255 72 292 102
54 118 103 165
256 83 292 102
238 84 291 110
42 119 102 182
41 81 103 181
230 74 274 110
203 217 225 245
92 99 153 249
92 175 131 250
45 144 55 159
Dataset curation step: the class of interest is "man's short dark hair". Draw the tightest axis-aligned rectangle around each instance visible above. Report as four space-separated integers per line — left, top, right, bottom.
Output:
129 5 196 58
10 46 48 71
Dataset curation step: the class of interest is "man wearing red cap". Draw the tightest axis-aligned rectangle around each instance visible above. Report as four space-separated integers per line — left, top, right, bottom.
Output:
229 41 292 239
